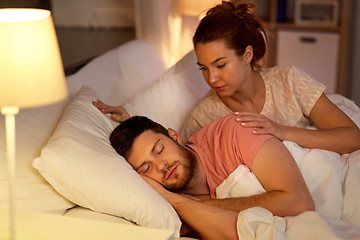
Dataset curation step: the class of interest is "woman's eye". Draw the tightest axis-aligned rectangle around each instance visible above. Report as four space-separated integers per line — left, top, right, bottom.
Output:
217 64 226 69
198 67 207 71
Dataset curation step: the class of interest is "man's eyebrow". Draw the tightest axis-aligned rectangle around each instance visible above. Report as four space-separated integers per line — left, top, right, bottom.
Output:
197 57 226 66
134 138 161 172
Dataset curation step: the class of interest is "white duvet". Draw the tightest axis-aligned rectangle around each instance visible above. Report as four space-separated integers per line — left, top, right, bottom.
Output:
215 94 360 240
217 144 360 239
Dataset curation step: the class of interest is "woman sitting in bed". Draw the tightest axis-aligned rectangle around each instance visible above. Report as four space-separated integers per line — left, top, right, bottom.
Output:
94 1 360 154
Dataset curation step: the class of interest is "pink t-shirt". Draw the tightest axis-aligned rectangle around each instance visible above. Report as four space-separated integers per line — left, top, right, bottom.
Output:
187 115 273 199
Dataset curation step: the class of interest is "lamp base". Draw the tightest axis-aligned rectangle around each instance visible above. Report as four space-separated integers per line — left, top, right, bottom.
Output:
1 107 19 240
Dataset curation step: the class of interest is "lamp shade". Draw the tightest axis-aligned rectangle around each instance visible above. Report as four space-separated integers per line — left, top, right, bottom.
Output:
0 9 67 108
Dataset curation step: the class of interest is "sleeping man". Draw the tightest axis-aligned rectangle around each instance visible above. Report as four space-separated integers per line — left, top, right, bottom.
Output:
110 115 315 240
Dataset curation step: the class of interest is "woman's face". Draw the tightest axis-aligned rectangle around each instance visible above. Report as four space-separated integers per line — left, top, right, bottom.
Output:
195 39 252 97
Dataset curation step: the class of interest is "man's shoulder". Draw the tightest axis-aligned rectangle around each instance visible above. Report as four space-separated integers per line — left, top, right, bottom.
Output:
196 114 254 138
188 114 271 148
203 115 273 145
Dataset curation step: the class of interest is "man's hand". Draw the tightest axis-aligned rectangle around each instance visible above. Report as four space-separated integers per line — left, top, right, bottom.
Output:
141 175 168 197
92 99 131 123
141 176 198 236
142 175 202 201
142 176 238 240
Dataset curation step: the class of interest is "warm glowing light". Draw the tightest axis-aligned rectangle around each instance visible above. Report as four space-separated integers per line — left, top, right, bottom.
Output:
178 0 220 17
0 9 50 23
0 9 67 108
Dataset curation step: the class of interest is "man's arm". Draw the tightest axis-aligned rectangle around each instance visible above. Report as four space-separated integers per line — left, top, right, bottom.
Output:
203 137 315 217
143 177 239 240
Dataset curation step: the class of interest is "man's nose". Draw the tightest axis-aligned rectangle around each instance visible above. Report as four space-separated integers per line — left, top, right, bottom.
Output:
157 160 168 172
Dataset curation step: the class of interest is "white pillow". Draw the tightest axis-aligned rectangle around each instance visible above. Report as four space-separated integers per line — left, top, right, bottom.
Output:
33 86 181 235
0 99 74 214
66 39 168 106
124 50 210 132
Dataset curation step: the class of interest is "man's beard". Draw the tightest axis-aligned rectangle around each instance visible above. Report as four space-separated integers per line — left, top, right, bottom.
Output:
164 143 197 192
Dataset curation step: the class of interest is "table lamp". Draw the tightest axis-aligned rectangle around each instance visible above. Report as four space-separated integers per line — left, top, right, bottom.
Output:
0 8 68 240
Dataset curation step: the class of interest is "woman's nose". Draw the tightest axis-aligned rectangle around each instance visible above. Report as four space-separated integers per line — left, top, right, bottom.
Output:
207 70 218 85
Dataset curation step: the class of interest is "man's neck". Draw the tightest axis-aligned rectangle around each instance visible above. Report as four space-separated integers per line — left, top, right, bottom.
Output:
180 145 210 197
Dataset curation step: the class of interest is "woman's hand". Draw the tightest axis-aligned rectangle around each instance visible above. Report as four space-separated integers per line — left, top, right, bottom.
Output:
234 111 285 140
92 99 131 123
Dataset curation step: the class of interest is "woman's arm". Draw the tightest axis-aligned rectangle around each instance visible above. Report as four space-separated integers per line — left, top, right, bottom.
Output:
235 94 360 154
282 94 360 154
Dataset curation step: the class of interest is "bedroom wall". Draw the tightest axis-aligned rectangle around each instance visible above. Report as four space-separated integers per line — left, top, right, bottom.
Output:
51 0 134 28
50 0 136 67
349 1 360 106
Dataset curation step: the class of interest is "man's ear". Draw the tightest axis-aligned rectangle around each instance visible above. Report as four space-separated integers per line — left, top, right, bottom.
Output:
168 128 182 145
244 45 254 64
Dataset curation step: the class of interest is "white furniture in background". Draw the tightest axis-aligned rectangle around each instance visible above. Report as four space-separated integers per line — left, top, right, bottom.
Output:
277 30 340 94
263 0 352 96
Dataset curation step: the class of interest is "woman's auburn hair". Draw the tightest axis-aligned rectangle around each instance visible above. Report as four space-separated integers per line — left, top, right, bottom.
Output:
193 1 268 68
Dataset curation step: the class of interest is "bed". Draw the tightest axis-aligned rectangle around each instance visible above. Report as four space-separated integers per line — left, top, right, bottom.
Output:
1 39 360 239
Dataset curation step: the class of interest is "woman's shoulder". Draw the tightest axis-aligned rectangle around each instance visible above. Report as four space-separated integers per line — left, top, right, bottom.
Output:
260 65 324 88
260 65 301 78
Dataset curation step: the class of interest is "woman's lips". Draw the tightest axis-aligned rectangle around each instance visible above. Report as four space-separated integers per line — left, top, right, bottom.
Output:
167 166 177 180
214 85 226 92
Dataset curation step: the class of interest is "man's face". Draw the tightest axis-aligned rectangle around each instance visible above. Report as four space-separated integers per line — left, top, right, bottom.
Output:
127 130 197 192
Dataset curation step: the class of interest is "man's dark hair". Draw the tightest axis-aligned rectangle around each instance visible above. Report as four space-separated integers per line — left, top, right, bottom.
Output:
110 116 170 159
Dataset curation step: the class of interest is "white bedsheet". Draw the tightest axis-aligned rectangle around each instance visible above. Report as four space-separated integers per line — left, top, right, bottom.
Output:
236 207 360 240
216 143 360 240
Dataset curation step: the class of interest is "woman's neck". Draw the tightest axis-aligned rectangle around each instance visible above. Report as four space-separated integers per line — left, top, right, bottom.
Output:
220 70 265 113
